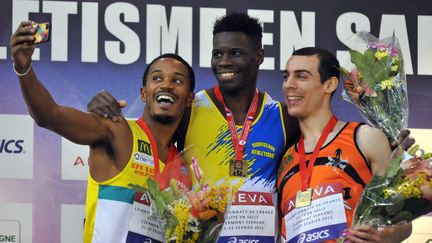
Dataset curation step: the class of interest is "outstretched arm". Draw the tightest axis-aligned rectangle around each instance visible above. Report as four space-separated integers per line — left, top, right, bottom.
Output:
11 21 111 145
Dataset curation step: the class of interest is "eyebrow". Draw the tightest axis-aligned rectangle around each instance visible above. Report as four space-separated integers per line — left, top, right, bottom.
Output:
151 69 187 78
282 69 312 75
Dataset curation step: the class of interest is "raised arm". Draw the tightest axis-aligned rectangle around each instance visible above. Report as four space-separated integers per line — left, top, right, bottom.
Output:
11 21 111 145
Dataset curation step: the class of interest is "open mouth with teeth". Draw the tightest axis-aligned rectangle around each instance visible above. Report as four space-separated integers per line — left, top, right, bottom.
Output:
287 96 302 101
218 72 236 78
286 96 303 105
156 94 175 104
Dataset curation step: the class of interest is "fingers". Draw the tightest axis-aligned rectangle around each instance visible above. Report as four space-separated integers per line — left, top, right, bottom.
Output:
118 100 127 108
390 129 415 151
345 226 380 243
99 91 123 119
10 21 36 70
87 90 123 121
398 130 415 151
10 21 35 47
397 130 410 144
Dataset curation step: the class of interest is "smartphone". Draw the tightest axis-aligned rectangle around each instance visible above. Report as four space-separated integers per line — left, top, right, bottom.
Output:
32 22 50 44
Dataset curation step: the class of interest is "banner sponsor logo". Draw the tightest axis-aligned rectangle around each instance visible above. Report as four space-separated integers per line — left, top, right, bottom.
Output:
0 139 24 154
0 115 33 179
0 220 20 243
61 138 88 181
0 203 32 243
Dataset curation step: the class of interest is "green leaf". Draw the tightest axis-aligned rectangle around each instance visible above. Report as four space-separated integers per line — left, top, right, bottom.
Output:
349 49 363 67
161 191 175 205
147 178 159 194
364 48 376 65
154 196 167 215
359 63 375 87
128 183 148 193
385 151 404 180
370 62 386 86
391 210 413 224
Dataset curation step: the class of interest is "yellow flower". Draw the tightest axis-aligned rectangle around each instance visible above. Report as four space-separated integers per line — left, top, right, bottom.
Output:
171 198 192 242
375 50 389 60
380 77 395 90
391 65 399 72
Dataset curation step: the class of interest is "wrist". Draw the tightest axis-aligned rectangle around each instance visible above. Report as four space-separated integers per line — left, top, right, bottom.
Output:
13 61 32 77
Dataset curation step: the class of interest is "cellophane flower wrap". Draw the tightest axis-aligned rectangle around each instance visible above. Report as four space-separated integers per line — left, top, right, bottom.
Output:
350 146 432 228
337 31 432 241
339 30 408 142
131 166 241 243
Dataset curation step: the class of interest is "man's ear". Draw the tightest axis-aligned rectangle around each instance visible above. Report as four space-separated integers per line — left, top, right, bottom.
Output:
186 92 195 107
256 48 264 65
324 76 339 94
140 87 147 102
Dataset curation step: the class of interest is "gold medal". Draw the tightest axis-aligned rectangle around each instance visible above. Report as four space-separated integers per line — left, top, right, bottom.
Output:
230 159 248 177
295 188 312 208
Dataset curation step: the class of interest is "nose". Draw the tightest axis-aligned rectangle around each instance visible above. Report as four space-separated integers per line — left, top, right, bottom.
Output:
160 77 174 89
282 76 296 91
217 53 232 67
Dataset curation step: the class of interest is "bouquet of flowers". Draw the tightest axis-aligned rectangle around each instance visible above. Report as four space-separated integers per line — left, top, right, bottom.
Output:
130 176 241 243
339 30 408 142
337 31 432 241
352 145 432 228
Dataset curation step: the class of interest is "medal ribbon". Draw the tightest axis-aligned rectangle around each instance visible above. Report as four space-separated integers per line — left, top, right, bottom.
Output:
213 85 259 161
298 115 338 191
136 118 176 179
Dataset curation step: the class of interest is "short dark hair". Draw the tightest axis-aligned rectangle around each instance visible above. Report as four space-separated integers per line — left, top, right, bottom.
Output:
142 53 195 92
292 47 340 83
213 13 262 48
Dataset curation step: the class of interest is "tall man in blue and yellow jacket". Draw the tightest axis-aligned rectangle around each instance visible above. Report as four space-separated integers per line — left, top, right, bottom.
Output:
10 21 195 243
178 13 299 242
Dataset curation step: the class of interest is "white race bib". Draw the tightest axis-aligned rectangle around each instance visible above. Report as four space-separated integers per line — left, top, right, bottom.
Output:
126 191 164 243
218 191 276 243
284 183 347 243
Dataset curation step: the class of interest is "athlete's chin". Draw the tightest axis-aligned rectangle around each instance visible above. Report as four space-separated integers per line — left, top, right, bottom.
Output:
287 108 304 119
153 114 177 125
217 81 243 94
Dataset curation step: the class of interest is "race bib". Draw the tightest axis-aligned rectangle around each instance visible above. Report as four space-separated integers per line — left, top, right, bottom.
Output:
126 191 164 243
218 191 276 243
284 183 347 243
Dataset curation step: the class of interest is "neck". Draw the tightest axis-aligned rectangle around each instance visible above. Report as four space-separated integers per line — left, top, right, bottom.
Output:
142 114 178 160
218 86 257 125
299 109 334 141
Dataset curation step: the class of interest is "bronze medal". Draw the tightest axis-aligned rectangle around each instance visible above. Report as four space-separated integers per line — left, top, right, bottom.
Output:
230 159 248 177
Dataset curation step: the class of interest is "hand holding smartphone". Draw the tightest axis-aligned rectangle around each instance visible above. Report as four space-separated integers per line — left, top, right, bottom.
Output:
32 21 50 44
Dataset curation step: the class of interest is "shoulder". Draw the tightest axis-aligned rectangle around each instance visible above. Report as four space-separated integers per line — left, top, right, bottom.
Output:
356 124 391 173
356 125 389 145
